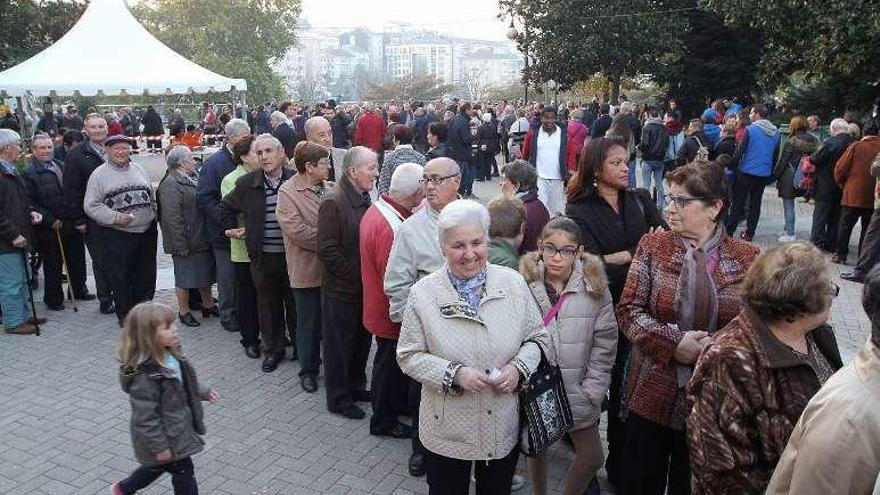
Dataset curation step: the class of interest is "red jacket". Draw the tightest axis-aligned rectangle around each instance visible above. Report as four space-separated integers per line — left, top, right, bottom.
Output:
360 194 412 339
107 121 124 136
567 120 589 171
355 112 386 152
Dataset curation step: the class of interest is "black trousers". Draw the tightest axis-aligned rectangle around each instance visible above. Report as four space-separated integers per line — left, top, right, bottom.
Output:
84 224 113 304
322 296 372 410
854 207 880 277
370 336 408 431
837 206 873 262
501 136 510 164
725 172 767 237
618 413 690 495
409 378 424 454
99 225 157 322
811 200 841 251
292 287 322 378
35 227 88 306
119 457 197 495
233 261 260 347
604 329 632 485
425 446 519 495
249 253 293 356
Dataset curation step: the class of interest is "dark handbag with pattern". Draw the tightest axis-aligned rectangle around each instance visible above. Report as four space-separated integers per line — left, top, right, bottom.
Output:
518 309 574 457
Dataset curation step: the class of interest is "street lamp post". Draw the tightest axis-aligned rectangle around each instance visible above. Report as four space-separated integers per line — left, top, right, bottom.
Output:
507 20 528 104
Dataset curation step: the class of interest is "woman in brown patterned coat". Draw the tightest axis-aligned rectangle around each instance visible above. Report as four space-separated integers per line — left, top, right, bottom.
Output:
686 242 842 494
616 162 760 495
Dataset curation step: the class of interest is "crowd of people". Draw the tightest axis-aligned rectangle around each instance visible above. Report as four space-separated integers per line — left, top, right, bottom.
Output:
0 93 879 495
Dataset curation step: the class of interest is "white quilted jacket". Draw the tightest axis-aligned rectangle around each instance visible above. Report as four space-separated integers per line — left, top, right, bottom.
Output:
397 264 549 461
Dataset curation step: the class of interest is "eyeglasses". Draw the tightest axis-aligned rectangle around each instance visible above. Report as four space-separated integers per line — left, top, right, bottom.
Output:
419 173 460 186
664 194 704 209
826 283 840 298
540 244 579 259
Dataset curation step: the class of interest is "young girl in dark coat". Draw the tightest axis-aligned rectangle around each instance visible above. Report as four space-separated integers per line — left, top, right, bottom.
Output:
111 302 219 495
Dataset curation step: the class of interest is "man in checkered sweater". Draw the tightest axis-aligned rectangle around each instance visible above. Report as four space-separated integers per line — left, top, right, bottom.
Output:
84 134 157 325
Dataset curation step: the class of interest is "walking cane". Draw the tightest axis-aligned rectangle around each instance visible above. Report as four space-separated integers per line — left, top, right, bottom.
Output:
55 228 78 313
20 249 41 336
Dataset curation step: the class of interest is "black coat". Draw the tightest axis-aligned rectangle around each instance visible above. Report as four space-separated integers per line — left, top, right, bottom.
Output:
62 140 105 226
272 122 303 159
776 132 819 199
448 114 474 162
476 122 499 154
426 143 450 160
331 113 351 149
638 120 668 161
141 110 163 136
219 168 293 262
413 112 438 151
591 114 612 139
565 189 667 302
676 131 709 167
811 133 855 201
23 159 73 232
713 136 737 161
0 166 34 253
316 174 370 302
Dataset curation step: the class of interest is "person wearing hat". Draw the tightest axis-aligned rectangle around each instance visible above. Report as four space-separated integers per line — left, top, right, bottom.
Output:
83 134 157 325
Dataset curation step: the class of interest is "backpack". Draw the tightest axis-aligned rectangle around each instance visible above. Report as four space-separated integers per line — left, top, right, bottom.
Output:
690 136 710 164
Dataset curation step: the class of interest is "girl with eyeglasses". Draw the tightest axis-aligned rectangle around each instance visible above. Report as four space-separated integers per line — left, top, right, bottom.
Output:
519 216 618 495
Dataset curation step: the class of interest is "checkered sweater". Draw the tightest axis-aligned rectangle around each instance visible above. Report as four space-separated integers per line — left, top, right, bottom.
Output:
83 161 155 233
615 231 759 430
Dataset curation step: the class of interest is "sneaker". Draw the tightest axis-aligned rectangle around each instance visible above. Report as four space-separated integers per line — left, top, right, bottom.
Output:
777 234 797 243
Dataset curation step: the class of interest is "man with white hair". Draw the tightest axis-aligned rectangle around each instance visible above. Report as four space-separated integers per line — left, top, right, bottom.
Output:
83 134 157 326
304 116 345 181
810 117 855 251
196 118 251 334
317 146 380 420
384 156 461 477
220 134 295 373
0 129 42 335
271 109 302 159
360 162 425 439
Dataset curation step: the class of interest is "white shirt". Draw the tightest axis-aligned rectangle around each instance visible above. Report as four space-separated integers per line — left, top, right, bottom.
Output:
535 126 562 180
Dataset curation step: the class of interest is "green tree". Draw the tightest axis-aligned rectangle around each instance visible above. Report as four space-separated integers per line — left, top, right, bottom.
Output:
653 8 764 117
703 0 880 109
500 0 688 102
0 0 86 71
133 0 301 104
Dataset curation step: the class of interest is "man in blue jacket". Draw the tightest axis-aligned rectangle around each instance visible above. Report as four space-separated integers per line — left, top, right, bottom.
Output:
725 104 781 241
196 118 250 333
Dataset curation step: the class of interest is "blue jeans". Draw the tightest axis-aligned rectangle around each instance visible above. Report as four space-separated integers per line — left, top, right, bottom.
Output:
783 198 796 236
628 159 637 189
641 160 666 209
0 251 30 328
457 159 473 196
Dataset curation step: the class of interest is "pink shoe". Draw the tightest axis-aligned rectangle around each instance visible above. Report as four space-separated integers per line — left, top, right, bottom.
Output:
109 482 124 495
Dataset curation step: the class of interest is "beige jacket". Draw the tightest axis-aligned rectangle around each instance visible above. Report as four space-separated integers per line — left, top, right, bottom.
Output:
276 174 334 288
397 264 549 461
766 338 880 495
520 252 618 431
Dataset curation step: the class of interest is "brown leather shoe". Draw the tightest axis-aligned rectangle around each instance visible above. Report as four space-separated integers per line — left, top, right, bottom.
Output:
5 322 37 335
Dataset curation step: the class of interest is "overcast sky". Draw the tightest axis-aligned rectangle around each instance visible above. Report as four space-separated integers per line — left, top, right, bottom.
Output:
300 0 512 41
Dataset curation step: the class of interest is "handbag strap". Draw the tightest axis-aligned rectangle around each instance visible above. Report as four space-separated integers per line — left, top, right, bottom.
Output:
542 292 571 327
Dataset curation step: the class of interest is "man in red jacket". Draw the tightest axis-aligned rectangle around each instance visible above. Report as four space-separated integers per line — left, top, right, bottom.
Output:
359 162 425 439
355 105 387 154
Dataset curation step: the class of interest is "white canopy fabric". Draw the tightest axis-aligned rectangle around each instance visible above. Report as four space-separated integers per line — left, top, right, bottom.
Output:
0 0 247 97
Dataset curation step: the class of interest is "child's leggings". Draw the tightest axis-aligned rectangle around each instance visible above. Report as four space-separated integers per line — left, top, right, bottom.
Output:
119 457 197 494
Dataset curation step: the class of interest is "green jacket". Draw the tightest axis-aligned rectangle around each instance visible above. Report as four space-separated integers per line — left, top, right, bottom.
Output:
488 238 520 270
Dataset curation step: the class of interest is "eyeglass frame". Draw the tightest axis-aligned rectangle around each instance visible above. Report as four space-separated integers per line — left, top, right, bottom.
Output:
419 173 461 187
539 243 580 259
664 193 705 209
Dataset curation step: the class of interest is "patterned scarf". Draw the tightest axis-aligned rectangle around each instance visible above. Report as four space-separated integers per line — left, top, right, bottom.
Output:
448 267 487 313
674 225 724 386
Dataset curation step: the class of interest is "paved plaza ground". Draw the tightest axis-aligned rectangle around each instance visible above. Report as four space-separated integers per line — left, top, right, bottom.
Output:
0 173 873 495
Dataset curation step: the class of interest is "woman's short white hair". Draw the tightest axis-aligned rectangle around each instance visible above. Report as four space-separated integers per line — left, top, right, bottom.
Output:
388 162 424 198
482 112 492 123
166 145 193 169
224 118 250 139
0 129 21 148
270 111 287 126
830 118 850 134
437 199 490 246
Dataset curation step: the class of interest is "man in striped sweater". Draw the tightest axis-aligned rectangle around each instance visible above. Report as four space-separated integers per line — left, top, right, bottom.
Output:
83 134 157 325
220 135 294 373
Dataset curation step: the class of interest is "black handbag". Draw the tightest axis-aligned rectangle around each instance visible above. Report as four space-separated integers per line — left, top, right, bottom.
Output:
518 341 574 457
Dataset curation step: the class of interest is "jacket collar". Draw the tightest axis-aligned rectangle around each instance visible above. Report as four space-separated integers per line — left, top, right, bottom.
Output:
249 166 292 188
855 337 880 392
745 307 842 370
338 173 369 208
292 171 330 193
435 265 508 324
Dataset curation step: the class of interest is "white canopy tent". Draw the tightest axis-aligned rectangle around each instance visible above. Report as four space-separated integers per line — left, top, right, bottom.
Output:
0 0 246 97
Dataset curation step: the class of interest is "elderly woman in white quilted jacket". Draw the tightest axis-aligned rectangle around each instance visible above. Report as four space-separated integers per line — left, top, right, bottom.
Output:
520 216 618 495
397 199 549 495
